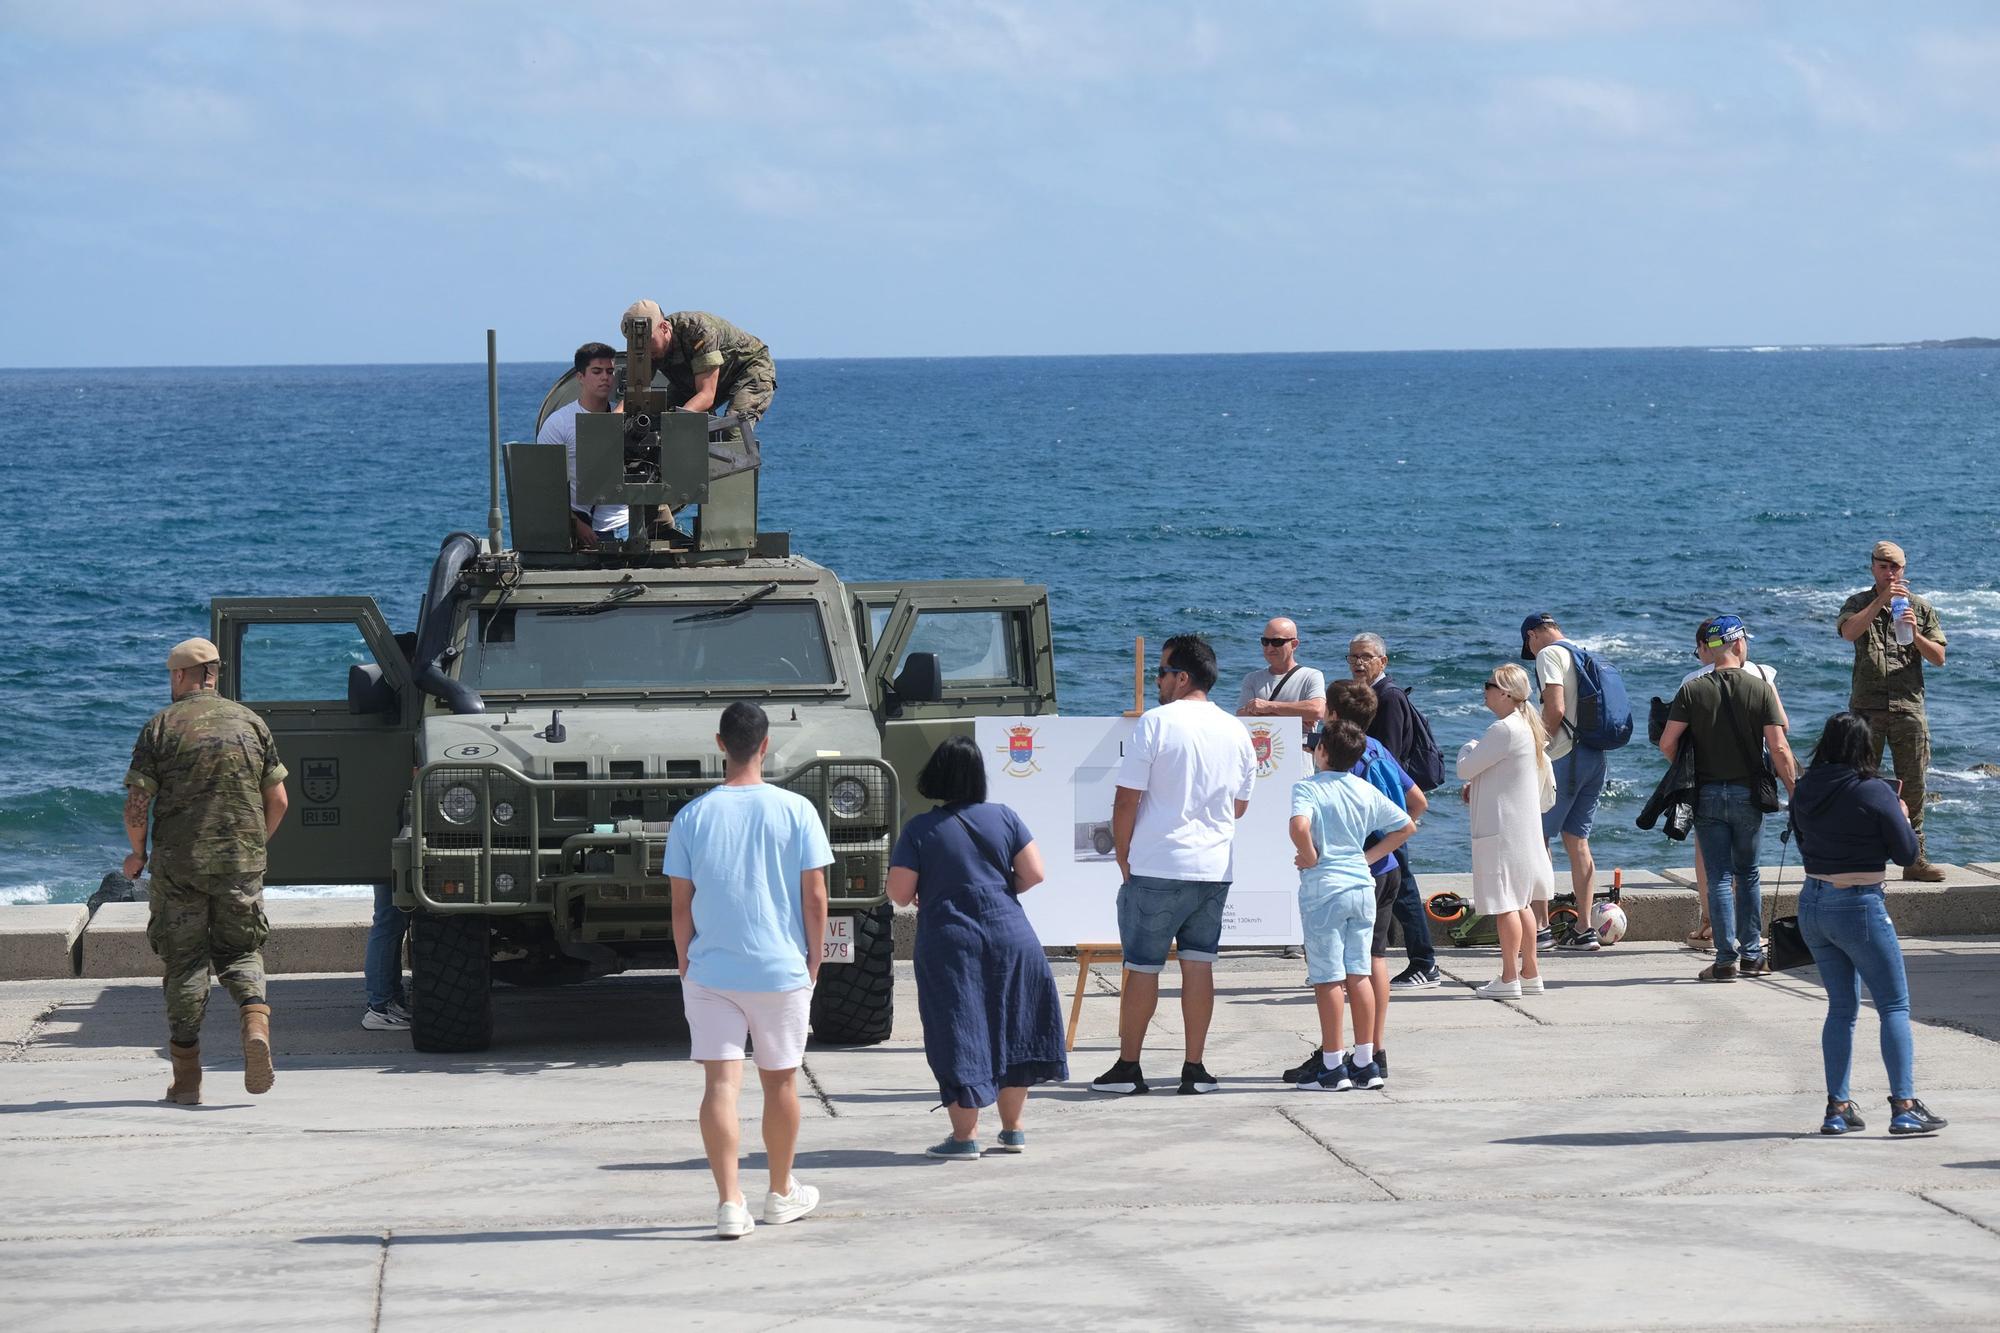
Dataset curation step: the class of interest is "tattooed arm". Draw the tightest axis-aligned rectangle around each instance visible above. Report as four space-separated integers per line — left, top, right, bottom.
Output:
123 786 152 879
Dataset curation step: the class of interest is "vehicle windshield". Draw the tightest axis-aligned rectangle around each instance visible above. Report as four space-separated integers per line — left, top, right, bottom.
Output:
463 600 838 691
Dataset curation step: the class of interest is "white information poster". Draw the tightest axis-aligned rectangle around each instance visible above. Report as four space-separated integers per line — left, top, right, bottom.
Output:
973 714 1312 947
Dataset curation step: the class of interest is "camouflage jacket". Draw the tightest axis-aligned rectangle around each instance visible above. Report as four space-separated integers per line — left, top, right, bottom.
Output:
656 310 770 404
1838 588 1945 715
126 691 288 876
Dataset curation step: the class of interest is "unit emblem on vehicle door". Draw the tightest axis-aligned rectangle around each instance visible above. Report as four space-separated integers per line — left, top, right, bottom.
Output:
301 757 340 803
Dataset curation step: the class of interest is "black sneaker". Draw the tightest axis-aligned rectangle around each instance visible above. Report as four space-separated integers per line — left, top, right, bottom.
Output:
1535 927 1555 949
1375 1049 1389 1082
1556 923 1600 952
1820 1099 1866 1135
1178 1061 1219 1095
1311 1060 1354 1092
1089 1059 1149 1095
1390 963 1442 989
1346 1057 1384 1091
1888 1098 1948 1136
1282 1049 1327 1086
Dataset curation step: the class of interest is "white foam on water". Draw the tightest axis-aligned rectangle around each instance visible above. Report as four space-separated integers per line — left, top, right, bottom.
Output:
266 885 373 900
2 884 52 906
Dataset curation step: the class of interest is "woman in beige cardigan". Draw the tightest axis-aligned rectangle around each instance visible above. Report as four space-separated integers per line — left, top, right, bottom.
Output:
1456 663 1558 998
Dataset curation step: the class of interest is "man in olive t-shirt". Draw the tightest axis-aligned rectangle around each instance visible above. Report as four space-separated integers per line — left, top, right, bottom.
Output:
1836 539 1947 880
1658 616 1798 979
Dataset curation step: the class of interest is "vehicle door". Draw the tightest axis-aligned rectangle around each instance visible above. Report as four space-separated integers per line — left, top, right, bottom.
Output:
851 581 1057 799
211 596 419 885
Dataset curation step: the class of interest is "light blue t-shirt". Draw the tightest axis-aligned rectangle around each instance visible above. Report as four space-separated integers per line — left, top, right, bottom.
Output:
1291 770 1412 900
662 783 833 992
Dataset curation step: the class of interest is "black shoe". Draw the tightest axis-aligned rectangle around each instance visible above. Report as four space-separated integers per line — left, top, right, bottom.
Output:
1178 1061 1219 1095
1555 924 1600 952
1390 963 1442 989
1535 927 1555 949
1820 1099 1866 1135
1739 957 1772 978
1089 1059 1148 1095
1282 1048 1327 1086
1888 1098 1948 1135
1346 1057 1384 1091
1375 1049 1389 1082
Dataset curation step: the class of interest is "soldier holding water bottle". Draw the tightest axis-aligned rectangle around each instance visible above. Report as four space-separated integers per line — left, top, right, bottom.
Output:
1837 540 1948 881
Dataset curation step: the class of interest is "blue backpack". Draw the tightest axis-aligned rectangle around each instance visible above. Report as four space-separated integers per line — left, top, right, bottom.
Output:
1555 640 1633 751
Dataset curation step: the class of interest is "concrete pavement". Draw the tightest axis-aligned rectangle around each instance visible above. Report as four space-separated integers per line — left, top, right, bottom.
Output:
2 938 1997 1330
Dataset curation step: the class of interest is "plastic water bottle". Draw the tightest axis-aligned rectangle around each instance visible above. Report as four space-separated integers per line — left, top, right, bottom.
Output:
1890 594 1914 646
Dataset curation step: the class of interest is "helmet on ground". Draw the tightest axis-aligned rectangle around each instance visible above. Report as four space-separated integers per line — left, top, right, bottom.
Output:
1591 901 1628 945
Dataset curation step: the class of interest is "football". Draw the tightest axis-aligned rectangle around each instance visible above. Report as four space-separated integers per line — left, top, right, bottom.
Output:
1591 901 1629 945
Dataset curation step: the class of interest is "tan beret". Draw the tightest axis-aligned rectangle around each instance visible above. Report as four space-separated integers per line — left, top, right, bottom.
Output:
621 299 665 337
166 637 220 670
1871 540 1907 566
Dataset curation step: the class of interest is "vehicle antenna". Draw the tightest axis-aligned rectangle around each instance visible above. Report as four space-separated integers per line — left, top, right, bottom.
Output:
486 328 502 554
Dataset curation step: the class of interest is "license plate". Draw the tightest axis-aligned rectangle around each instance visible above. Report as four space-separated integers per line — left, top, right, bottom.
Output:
821 915 854 964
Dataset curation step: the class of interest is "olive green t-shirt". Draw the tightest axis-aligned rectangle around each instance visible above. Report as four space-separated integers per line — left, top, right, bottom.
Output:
125 691 288 876
1667 668 1783 786
1838 588 1944 715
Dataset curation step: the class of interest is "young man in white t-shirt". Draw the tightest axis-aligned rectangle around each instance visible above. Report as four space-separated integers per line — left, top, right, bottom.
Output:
1093 634 1258 1098
537 342 630 549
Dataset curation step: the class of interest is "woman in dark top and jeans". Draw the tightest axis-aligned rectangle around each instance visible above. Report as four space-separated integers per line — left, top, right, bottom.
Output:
1790 712 1947 1137
887 736 1068 1160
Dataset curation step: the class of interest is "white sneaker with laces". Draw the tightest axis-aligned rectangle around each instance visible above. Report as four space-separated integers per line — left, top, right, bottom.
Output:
1477 978 1522 999
361 1006 409 1031
716 1198 755 1239
1519 976 1546 995
764 1178 820 1225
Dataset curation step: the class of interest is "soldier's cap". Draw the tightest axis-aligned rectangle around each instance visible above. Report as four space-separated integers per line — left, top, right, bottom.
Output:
1872 540 1907 566
166 637 220 671
1519 611 1558 659
1697 614 1752 649
622 299 665 337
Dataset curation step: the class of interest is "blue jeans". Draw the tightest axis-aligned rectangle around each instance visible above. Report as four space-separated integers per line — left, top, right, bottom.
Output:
365 883 409 1010
1693 782 1764 966
1116 875 1229 972
1798 879 1914 1101
1392 858 1436 968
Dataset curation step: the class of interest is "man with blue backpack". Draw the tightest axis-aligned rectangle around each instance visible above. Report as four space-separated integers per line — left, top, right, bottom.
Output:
1521 612 1634 951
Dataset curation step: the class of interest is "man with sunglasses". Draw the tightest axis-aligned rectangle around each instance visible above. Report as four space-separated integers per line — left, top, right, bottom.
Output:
1236 617 1327 739
1094 635 1258 1098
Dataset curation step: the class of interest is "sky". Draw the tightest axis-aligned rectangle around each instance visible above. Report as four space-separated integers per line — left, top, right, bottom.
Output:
2 0 1998 366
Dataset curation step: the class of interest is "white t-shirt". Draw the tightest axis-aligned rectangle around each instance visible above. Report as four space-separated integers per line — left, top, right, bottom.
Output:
1533 642 1579 761
537 400 630 533
1237 663 1328 737
1115 698 1259 881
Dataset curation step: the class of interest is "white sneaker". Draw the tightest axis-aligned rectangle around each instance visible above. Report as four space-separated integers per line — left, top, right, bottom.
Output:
716 1198 755 1239
764 1177 820 1225
1519 976 1546 995
361 1006 409 1031
1477 978 1522 1000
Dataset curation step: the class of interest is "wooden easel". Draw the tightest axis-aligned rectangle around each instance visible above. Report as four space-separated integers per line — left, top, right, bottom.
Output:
1123 635 1146 717
1066 943 1177 1051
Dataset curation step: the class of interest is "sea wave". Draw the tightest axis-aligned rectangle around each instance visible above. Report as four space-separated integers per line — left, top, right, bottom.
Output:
2 884 52 906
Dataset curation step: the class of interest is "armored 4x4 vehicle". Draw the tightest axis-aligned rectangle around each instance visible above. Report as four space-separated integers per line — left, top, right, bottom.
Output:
207 328 1056 1050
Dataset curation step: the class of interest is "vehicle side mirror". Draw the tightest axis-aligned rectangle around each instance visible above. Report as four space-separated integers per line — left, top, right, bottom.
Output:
894 652 944 705
348 663 397 716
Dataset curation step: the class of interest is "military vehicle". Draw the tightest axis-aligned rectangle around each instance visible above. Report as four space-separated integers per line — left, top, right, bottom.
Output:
208 328 1056 1050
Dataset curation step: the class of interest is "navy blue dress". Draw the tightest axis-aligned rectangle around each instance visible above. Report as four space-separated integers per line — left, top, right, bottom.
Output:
891 801 1069 1108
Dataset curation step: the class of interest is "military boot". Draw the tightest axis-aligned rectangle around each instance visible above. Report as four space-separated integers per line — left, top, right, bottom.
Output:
163 1041 202 1106
240 1003 275 1095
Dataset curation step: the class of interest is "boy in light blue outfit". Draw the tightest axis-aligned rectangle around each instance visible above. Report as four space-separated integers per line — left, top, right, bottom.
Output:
1287 720 1414 1092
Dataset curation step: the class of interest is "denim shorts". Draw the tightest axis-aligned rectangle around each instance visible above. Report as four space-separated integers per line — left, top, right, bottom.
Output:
1541 746 1608 841
1301 884 1374 984
1117 875 1230 972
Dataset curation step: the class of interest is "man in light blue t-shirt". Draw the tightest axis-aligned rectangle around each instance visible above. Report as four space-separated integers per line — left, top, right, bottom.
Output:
665 702 832 1239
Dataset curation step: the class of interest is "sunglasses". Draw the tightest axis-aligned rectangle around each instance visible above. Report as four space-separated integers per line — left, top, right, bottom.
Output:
1260 637 1295 648
1155 666 1187 678
1483 680 1503 691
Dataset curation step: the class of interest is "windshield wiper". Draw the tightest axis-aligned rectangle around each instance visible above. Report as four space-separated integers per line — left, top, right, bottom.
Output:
547 574 647 617
674 581 780 624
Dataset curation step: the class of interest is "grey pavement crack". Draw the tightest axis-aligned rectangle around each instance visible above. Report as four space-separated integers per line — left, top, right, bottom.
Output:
1275 1105 1400 1200
370 1229 391 1333
3 1000 61 1062
1919 1191 2000 1241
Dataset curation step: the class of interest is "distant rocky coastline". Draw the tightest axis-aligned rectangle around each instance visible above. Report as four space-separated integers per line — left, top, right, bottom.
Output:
1898 337 2000 349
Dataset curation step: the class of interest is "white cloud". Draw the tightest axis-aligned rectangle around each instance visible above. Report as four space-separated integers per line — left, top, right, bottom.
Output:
1775 45 1892 133
1485 75 1687 144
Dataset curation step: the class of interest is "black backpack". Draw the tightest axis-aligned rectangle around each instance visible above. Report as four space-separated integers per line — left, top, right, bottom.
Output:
1391 684 1448 791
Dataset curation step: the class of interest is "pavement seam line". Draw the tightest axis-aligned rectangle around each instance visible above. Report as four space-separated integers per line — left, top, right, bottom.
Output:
1274 1106 1399 1200
800 1058 840 1118
370 1229 391 1333
1918 1191 2000 1241
3 1000 62 1063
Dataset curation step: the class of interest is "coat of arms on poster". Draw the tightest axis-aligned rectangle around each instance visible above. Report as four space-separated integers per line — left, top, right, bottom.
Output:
996 724 1042 777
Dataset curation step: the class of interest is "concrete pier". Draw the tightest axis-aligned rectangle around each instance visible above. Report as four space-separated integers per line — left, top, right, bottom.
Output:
1 939 1997 1329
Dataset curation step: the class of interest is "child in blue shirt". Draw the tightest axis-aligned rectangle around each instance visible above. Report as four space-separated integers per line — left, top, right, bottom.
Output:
1288 720 1415 1091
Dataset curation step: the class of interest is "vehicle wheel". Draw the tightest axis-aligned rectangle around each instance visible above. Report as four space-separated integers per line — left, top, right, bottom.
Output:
809 900 894 1047
409 912 493 1052
1091 827 1116 856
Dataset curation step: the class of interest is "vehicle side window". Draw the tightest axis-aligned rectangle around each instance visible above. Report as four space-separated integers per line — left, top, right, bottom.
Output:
899 609 1026 687
239 622 379 703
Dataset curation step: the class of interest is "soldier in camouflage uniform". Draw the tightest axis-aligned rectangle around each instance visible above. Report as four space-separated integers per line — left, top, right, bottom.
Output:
123 637 290 1103
621 300 777 480
1837 540 1948 881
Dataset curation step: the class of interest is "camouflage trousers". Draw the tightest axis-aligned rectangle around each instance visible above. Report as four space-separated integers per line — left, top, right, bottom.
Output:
709 357 777 479
147 868 269 1045
1859 708 1931 851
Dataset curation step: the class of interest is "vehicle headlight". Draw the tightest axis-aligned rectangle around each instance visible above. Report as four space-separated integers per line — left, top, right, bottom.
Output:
493 872 517 896
492 800 517 826
828 777 868 819
439 785 479 825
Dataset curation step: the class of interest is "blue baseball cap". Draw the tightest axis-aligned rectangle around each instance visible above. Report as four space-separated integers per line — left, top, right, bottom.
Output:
1520 611 1558 658
1697 614 1752 649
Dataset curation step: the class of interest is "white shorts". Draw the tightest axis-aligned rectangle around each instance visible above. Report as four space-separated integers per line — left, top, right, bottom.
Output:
683 977 813 1070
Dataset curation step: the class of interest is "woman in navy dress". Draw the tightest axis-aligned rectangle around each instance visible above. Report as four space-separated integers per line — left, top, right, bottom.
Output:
887 736 1068 1159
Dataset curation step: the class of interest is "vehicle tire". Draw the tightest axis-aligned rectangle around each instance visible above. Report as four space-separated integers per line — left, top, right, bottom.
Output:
809 900 894 1047
1091 827 1115 856
409 911 494 1052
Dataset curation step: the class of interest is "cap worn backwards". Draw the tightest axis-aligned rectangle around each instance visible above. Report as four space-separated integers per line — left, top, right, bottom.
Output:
1697 615 1752 649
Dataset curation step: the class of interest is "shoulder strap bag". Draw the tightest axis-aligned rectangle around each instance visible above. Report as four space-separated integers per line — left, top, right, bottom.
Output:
951 809 1019 896
1716 673 1782 814
1765 818 1814 971
1266 665 1303 701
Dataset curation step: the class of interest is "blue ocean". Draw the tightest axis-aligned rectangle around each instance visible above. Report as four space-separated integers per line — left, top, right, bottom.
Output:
4 347 1997 904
